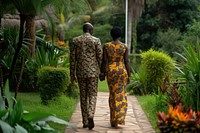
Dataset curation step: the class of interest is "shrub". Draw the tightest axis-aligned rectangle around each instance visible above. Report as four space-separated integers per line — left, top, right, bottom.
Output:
37 67 69 104
65 82 79 98
141 49 175 94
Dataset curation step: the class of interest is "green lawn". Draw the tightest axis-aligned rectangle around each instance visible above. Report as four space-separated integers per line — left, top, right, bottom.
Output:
136 95 158 131
17 92 77 132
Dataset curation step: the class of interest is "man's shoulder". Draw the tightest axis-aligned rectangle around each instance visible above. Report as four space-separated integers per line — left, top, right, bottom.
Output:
89 35 99 41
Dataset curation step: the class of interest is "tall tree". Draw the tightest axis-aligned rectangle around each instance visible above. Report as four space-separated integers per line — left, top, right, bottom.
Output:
127 0 144 53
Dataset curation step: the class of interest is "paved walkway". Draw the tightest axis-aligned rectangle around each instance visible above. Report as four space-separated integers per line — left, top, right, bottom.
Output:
65 92 156 133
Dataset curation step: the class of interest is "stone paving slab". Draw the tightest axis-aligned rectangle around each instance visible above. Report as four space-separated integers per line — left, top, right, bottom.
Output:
65 92 156 133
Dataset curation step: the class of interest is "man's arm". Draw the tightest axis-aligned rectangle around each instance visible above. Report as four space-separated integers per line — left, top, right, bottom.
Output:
70 39 77 83
96 39 102 68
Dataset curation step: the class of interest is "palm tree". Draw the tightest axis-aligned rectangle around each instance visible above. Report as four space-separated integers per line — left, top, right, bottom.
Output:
9 0 54 98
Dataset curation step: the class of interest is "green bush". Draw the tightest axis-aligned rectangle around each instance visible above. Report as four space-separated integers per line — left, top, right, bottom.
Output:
141 49 175 93
37 67 69 104
65 82 79 98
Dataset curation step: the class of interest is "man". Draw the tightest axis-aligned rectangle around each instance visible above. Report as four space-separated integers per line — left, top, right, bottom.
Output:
70 22 102 130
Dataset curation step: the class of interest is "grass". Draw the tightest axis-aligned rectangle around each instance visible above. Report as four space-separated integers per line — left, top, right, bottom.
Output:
17 92 78 132
136 95 159 132
98 80 109 92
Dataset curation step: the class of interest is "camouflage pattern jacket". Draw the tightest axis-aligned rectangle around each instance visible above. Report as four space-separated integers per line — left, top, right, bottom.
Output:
70 33 102 79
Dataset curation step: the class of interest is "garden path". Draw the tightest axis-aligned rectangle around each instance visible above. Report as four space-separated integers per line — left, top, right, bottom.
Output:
65 92 156 133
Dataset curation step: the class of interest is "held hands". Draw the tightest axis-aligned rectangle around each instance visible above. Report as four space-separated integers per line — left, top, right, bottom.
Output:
99 73 105 81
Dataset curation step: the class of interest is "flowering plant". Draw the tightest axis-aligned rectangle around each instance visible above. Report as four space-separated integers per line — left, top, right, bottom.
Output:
157 103 200 132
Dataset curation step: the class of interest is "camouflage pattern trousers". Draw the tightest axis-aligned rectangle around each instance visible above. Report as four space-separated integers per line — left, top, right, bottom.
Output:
77 77 98 125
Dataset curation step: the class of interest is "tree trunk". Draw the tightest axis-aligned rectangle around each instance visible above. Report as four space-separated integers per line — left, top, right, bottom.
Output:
132 22 137 64
9 14 25 85
127 0 133 53
14 57 24 99
24 15 36 57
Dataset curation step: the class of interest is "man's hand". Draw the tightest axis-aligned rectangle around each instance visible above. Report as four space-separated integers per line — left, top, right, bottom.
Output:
70 76 77 83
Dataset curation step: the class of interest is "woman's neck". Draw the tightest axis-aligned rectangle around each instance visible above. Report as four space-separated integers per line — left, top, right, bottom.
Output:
112 39 121 44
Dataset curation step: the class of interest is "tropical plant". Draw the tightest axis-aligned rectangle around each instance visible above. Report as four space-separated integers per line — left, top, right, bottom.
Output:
126 66 148 95
175 43 200 111
157 103 200 132
0 80 69 133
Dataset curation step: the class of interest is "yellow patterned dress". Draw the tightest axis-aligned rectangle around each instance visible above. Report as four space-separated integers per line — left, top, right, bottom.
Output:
103 42 128 126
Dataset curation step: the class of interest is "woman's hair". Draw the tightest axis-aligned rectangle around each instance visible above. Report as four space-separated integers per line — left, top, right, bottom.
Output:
110 27 122 40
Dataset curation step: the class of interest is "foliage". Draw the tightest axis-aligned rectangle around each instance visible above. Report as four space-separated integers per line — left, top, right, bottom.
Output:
0 80 69 133
157 103 200 132
68 24 113 44
154 28 182 56
93 24 112 44
180 20 200 46
175 43 200 111
126 66 148 95
65 83 79 98
137 0 200 51
20 32 69 92
140 49 175 93
37 67 69 105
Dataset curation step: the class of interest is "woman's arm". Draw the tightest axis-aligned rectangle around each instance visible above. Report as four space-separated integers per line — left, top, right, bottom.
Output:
124 46 131 83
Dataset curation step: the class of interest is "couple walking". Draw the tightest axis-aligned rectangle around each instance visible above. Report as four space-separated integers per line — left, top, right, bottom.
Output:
70 22 131 130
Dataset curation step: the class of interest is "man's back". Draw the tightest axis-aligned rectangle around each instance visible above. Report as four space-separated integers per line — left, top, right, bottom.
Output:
71 33 102 78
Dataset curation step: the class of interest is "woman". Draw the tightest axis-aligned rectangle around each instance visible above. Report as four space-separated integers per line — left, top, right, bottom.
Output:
100 27 131 128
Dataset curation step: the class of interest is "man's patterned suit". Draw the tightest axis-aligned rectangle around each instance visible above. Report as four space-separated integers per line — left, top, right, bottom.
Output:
70 33 102 126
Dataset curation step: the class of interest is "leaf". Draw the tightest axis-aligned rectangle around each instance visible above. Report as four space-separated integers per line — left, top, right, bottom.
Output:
0 120 14 133
4 80 13 110
7 100 23 126
15 124 28 133
23 112 52 122
40 116 69 125
0 110 8 119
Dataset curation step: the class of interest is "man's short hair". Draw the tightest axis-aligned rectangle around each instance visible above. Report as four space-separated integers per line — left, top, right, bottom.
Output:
83 22 93 33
